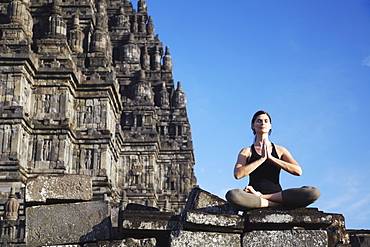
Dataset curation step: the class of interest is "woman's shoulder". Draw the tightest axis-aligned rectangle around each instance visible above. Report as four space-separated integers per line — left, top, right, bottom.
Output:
273 143 288 150
272 143 290 155
239 146 252 156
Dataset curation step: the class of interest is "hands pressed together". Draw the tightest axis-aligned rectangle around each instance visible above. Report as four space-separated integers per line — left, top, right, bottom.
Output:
260 139 272 162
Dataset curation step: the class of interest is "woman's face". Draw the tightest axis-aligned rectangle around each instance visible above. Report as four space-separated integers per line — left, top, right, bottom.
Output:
252 114 271 134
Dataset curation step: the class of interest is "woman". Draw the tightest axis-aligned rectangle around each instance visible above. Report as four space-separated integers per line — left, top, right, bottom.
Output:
225 110 320 210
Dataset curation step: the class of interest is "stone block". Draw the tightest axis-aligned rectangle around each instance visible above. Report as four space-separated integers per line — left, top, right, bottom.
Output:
44 245 80 247
183 209 244 233
349 230 370 247
121 210 181 231
82 238 156 247
184 187 238 215
326 213 350 245
170 230 241 247
242 230 328 247
26 201 111 246
26 174 92 203
244 207 333 230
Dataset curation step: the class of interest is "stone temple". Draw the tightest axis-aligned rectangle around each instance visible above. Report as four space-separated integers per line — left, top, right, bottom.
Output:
0 0 196 212
0 0 369 246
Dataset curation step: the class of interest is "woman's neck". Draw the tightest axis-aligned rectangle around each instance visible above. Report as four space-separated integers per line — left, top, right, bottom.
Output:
254 133 269 146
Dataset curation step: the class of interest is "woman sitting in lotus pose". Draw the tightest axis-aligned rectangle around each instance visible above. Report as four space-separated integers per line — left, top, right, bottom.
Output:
226 110 320 210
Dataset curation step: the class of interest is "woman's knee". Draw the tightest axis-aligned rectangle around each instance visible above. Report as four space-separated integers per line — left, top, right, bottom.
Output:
301 186 321 201
282 186 320 207
225 189 243 203
225 189 261 210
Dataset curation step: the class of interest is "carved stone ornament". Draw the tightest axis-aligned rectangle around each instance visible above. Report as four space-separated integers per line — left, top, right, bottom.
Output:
5 188 19 220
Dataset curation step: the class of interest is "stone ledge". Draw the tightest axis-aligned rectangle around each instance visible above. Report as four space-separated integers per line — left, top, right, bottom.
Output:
82 238 157 247
244 207 333 230
26 174 92 203
170 230 241 247
243 230 328 247
121 210 181 231
183 209 244 233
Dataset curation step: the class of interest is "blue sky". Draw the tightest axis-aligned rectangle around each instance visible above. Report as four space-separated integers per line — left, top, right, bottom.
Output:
141 0 370 229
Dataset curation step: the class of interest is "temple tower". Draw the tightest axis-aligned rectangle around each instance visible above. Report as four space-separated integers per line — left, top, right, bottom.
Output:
0 0 196 221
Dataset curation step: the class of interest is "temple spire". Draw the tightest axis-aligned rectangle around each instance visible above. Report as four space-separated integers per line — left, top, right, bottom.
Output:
122 33 140 62
7 0 25 24
159 82 169 107
138 0 147 12
147 16 154 35
151 46 161 71
116 6 130 30
48 0 66 37
163 46 173 71
173 81 187 108
68 11 84 53
141 45 150 70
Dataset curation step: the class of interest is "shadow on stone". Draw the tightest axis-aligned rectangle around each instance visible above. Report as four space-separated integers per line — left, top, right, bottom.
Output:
184 187 238 215
79 217 112 243
125 203 160 211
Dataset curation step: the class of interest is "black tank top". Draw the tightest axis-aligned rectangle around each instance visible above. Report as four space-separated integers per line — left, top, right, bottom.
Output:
248 143 282 194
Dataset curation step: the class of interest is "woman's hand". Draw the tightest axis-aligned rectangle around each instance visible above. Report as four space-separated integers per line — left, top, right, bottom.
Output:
244 186 263 198
261 140 267 161
261 139 272 161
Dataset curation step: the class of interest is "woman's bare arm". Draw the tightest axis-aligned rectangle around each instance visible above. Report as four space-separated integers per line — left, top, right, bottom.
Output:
233 147 266 179
268 145 302 176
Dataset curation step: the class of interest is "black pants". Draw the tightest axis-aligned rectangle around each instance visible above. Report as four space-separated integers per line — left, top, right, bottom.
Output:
225 186 320 210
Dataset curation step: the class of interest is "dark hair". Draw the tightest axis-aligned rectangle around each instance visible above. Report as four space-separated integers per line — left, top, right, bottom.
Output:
251 110 272 135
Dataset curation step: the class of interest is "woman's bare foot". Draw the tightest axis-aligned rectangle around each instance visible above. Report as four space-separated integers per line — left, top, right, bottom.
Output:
244 186 283 208
244 186 268 207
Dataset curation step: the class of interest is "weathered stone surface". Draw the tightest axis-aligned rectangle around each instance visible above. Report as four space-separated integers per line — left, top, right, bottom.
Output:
122 238 157 247
82 238 156 247
243 230 328 247
26 174 92 203
245 207 333 230
185 187 238 215
122 210 181 231
326 213 350 245
348 230 370 247
171 230 240 247
184 209 244 233
26 201 111 246
46 245 80 247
